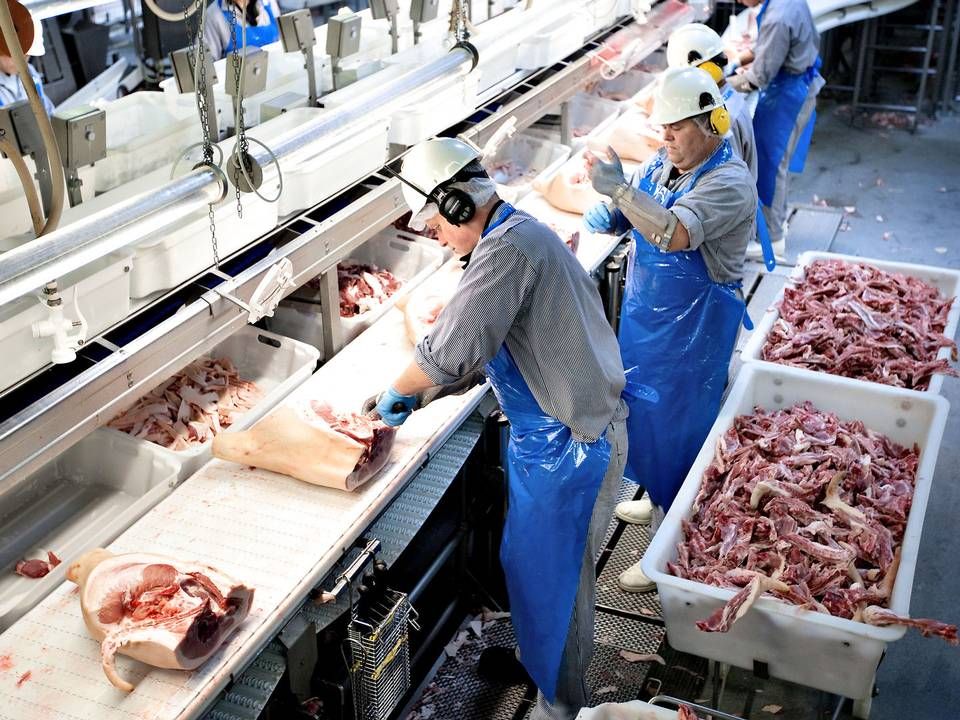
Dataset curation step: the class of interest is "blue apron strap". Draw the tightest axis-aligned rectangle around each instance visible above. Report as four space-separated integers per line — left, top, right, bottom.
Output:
755 205 777 271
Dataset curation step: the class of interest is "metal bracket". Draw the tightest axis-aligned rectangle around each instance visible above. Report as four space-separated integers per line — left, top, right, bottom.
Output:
207 257 295 324
279 614 318 702
315 538 381 604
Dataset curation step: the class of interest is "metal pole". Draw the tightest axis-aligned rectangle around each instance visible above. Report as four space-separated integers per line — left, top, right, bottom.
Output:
850 18 871 126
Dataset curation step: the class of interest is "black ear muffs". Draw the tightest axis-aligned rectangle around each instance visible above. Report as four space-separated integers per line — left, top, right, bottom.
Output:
433 185 476 226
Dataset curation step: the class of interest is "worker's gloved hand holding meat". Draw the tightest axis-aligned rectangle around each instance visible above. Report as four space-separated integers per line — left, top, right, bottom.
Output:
367 386 418 426
586 146 627 198
66 549 254 692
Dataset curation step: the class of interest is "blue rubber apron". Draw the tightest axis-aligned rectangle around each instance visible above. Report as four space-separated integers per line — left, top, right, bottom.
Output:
619 140 750 510
482 203 613 702
220 0 279 54
721 82 776 271
753 0 821 207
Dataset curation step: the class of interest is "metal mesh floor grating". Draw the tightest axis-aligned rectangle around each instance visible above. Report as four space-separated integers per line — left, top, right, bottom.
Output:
596 521 663 620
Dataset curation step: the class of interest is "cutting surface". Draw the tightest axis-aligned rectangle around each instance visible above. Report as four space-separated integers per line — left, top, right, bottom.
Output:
0 274 486 720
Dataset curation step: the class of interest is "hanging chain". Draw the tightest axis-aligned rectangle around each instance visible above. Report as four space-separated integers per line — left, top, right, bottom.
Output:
228 9 248 221
185 0 221 265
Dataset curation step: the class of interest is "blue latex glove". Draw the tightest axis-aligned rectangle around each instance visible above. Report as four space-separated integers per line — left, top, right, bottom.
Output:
373 386 418 427
584 202 615 234
588 147 626 198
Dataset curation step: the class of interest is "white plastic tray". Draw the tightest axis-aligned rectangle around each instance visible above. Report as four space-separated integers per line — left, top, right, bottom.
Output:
268 231 445 350
98 326 319 481
740 251 960 395
0 251 132 393
483 132 572 205
642 363 950 700
576 701 678 720
0 433 181 631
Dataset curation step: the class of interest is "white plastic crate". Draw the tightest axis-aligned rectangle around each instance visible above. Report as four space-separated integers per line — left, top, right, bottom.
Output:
563 92 622 151
589 69 658 106
642 363 950 700
0 432 181 631
99 326 319 481
93 92 201 193
0 160 95 238
483 133 571 204
268 231 445 350
740 251 960 394
516 17 584 69
0 252 132 393
387 71 480 146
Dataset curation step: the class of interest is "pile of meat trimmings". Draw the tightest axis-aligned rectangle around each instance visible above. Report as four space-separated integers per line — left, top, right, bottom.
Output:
762 259 958 390
670 402 957 644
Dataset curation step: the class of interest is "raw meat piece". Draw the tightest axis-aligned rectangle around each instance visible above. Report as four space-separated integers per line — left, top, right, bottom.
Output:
862 606 959 645
587 111 663 163
533 160 604 215
546 223 580 254
212 404 396 492
678 705 699 720
14 551 61 579
66 549 253 692
670 402 955 638
328 262 403 318
398 260 465 344
108 358 262 451
760 259 958 390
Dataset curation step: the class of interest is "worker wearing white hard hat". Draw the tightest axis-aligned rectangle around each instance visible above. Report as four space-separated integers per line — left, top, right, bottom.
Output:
0 14 54 114
728 0 825 260
369 137 628 720
202 0 280 61
584 67 757 594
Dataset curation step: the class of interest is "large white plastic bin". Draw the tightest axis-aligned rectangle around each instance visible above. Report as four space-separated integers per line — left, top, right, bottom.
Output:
588 69 658 106
99 326 319 481
483 133 571 204
93 92 201 193
516 18 584 69
0 252 132 393
642 363 950 700
576 701 678 719
387 72 480 146
268 231 445 350
0 159 95 238
0 432 181 631
740 251 960 394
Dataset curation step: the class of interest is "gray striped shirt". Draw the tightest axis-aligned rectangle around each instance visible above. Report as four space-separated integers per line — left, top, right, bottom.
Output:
415 208 626 442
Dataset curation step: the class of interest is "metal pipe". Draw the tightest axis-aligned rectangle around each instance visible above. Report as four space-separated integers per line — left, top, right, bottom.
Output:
407 530 465 605
0 167 222 306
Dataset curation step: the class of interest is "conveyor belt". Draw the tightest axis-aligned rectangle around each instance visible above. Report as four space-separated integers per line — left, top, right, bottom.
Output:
0 274 489 719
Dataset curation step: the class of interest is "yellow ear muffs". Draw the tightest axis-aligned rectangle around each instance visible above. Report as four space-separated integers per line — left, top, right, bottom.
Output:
698 60 724 84
710 105 731 135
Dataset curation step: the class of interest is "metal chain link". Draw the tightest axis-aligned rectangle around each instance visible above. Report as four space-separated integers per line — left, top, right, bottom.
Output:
185 0 221 265
228 9 247 220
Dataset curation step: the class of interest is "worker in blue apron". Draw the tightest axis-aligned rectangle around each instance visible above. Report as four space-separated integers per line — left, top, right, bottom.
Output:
666 22 776 273
584 67 757 594
729 0 825 259
370 138 630 719
203 0 280 61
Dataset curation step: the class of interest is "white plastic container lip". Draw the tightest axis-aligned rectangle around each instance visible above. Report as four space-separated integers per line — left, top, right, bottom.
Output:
740 251 960 395
642 363 950 696
0 432 182 631
98 326 319 481
483 133 572 205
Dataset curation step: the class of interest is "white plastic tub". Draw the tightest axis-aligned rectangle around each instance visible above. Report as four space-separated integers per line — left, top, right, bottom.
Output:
99 326 319 481
268 231 445 349
516 17 584 69
576 701 677 720
0 160 95 238
0 432 181 631
0 251 132 393
387 71 480 146
483 133 571 204
93 92 201 193
589 69 658 106
642 363 950 700
740 251 960 394
568 92 621 151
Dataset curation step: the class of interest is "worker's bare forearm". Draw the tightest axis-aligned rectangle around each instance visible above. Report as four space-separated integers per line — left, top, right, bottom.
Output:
392 362 437 397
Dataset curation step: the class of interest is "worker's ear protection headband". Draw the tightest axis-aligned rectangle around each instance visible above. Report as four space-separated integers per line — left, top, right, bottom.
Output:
698 91 731 136
384 166 487 226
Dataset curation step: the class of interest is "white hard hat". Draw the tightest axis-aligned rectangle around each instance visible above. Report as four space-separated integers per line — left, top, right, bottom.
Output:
649 66 724 126
666 23 724 69
399 137 480 217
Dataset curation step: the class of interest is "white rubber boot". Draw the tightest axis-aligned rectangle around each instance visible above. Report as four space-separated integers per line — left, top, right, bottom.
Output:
618 559 656 593
615 496 653 524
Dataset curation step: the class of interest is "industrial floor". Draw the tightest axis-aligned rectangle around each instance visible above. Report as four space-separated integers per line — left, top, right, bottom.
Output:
404 102 960 720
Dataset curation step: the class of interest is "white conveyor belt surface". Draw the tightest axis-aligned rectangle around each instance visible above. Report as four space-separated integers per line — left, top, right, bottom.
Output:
0 212 619 719
0 284 486 719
